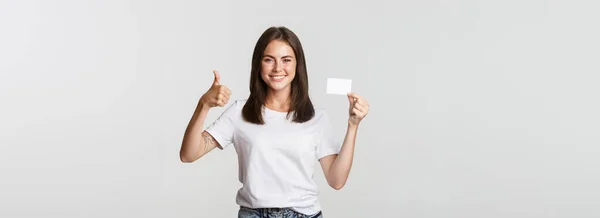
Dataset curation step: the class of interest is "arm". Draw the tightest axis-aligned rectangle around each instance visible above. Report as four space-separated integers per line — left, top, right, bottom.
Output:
319 92 369 190
179 70 230 163
319 122 359 190
179 103 221 163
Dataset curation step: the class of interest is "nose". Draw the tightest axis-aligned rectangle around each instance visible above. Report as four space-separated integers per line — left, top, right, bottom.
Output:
274 60 283 72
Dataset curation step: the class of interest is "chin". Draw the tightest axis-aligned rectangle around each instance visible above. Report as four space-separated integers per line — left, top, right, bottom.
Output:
269 86 289 92
267 83 292 92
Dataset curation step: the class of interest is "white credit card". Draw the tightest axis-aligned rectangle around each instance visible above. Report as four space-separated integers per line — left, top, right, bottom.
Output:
326 78 352 95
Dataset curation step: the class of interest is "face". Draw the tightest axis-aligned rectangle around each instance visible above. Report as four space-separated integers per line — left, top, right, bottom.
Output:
260 40 297 93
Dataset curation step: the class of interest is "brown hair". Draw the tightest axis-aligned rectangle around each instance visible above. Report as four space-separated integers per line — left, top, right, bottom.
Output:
242 26 315 124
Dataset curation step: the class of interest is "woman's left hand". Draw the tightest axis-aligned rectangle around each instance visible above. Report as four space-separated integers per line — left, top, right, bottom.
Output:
347 92 370 126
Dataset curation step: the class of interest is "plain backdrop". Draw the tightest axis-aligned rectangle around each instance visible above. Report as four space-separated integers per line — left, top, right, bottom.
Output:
1 0 599 217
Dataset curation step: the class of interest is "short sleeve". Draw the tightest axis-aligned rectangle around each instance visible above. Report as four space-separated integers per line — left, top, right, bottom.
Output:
315 111 341 160
205 101 239 150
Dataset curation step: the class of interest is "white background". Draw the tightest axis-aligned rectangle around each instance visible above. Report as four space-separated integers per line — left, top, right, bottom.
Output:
1 0 599 217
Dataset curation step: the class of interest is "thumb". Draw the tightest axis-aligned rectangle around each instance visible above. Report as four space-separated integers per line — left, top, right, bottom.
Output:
347 93 355 105
212 70 221 85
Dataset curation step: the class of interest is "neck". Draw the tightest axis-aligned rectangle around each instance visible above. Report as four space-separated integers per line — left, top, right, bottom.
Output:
265 88 292 112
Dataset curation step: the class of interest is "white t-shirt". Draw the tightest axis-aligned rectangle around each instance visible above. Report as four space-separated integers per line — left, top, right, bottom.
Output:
205 99 341 215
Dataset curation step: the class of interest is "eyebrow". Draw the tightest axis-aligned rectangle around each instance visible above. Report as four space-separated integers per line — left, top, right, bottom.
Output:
262 55 295 59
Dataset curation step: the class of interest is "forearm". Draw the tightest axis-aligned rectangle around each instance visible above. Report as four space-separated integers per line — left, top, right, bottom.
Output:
328 122 359 188
180 102 211 162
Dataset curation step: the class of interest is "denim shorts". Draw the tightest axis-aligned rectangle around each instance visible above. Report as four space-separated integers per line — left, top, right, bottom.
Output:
238 206 323 218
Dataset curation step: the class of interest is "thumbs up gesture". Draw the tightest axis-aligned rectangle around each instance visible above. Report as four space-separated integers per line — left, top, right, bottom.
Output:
347 92 369 126
200 70 231 108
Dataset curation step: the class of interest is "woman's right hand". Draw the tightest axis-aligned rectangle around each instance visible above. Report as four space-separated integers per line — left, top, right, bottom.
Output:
200 70 231 108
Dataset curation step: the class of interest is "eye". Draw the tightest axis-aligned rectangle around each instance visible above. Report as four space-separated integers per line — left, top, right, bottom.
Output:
283 59 292 63
263 58 273 63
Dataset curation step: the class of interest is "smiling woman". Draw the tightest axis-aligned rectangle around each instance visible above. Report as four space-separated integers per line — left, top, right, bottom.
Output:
261 40 297 92
243 27 314 125
179 26 370 218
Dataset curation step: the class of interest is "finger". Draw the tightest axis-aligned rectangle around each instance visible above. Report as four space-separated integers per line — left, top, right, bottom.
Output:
356 98 369 105
355 99 369 111
354 103 368 113
217 98 226 107
213 70 221 85
355 100 369 110
218 93 227 102
220 93 230 103
353 106 365 116
223 93 230 103
348 92 363 100
220 85 232 96
352 108 361 116
347 94 355 105
355 98 363 106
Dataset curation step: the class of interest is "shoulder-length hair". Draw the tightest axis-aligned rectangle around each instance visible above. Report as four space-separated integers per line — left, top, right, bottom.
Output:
242 26 315 124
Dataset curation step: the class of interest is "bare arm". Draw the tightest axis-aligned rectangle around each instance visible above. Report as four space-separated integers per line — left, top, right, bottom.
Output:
319 122 358 190
179 103 222 163
319 92 369 190
179 70 230 163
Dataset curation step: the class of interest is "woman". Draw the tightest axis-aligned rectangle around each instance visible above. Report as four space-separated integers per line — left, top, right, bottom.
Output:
180 26 370 218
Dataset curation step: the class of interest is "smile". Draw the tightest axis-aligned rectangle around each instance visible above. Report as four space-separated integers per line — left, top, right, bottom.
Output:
269 75 287 82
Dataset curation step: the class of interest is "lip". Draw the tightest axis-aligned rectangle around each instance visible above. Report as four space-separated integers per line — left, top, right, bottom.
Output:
269 75 287 82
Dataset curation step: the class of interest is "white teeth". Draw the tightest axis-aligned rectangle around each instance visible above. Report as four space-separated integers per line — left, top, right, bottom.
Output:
272 76 285 79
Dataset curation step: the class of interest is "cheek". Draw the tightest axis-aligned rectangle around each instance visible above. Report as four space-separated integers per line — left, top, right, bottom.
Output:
285 64 296 75
260 63 270 78
260 72 269 82
261 62 270 72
